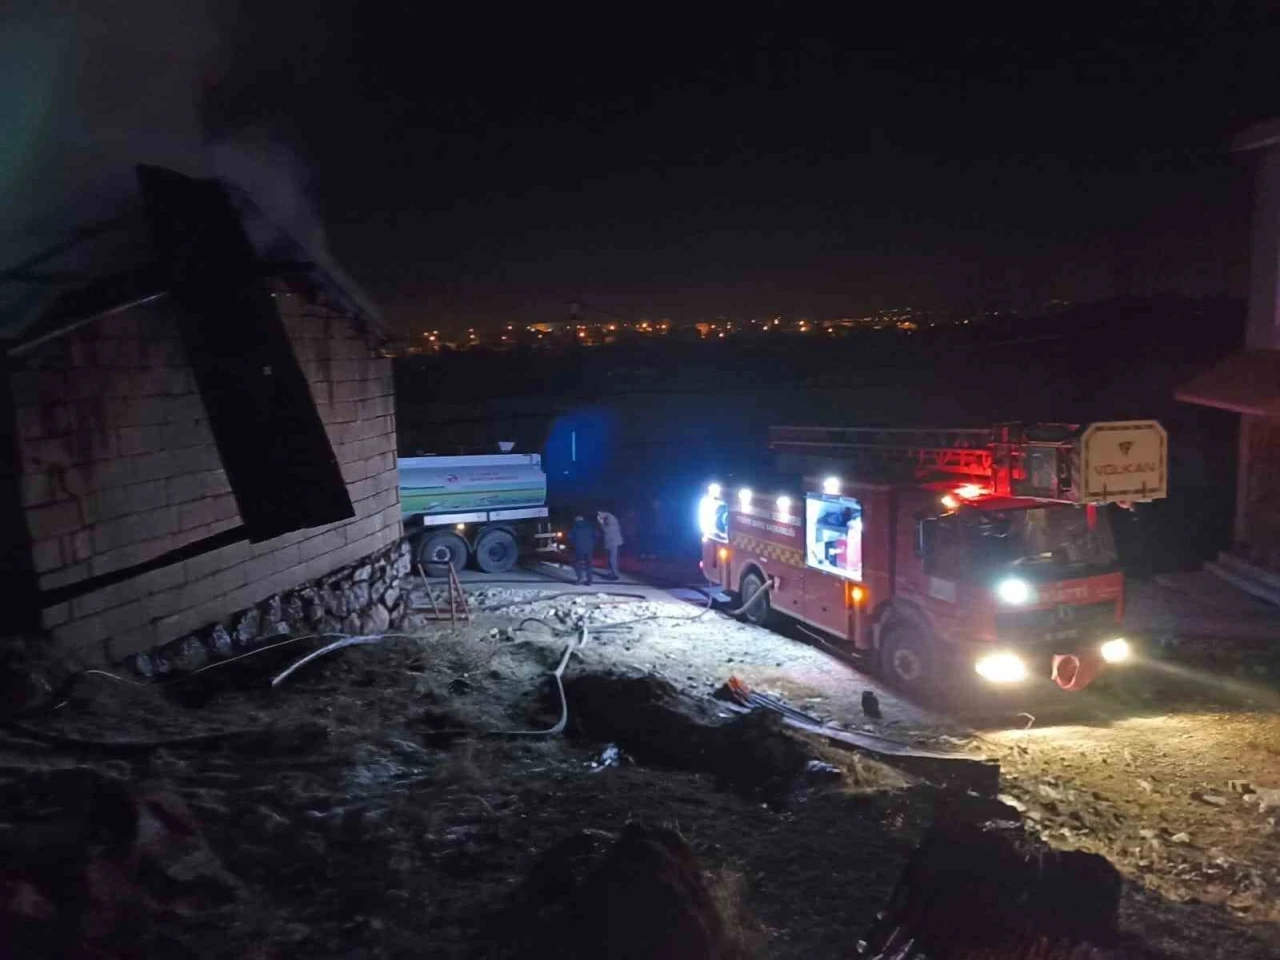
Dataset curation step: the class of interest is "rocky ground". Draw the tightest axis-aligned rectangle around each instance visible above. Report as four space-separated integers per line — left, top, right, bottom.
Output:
1 566 1278 958
987 712 1280 958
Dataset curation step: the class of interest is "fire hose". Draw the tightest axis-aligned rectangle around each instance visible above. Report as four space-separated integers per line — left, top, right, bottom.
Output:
493 577 761 736
417 578 757 738
723 576 774 617
14 579 771 748
487 624 588 736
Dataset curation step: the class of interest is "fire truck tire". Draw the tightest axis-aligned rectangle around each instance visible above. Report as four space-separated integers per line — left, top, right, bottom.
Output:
738 570 771 626
417 530 469 577
879 623 935 691
474 527 519 573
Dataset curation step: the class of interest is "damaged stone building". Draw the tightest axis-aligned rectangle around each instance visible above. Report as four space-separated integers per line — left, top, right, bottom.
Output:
1 167 407 668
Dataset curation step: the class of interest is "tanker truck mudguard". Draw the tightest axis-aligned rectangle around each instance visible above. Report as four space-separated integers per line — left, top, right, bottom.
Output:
698 421 1167 695
398 453 558 574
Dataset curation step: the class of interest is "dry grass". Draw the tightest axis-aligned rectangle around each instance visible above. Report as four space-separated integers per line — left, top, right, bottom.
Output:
706 866 766 959
800 736 915 793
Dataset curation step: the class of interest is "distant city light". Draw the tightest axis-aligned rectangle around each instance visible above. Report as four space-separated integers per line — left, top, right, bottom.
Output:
382 307 1015 357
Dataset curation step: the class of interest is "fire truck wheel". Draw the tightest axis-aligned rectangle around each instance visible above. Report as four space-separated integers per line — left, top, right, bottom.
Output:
417 530 469 577
879 624 934 691
474 527 519 573
738 570 771 626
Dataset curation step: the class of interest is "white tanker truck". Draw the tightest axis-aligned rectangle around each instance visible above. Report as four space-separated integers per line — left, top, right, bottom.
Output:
398 451 559 574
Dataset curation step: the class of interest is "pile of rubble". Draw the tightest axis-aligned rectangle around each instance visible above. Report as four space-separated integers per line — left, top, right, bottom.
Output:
0 767 240 957
858 802 1138 960
499 822 758 960
496 796 1155 960
995 740 1280 920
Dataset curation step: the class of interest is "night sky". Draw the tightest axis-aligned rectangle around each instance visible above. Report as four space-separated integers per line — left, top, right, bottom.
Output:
6 4 1280 331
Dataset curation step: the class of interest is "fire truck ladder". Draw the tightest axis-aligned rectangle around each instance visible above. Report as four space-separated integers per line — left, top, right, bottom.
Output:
769 423 1083 496
769 425 997 483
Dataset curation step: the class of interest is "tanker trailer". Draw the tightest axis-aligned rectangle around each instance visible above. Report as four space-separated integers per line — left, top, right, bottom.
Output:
398 453 557 573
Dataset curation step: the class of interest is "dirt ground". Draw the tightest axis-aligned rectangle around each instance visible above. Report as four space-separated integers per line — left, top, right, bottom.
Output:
3 566 1279 958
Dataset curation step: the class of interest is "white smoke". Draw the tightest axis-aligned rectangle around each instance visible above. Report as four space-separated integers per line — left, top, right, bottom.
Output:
0 3 216 265
0 1 329 273
211 129 331 259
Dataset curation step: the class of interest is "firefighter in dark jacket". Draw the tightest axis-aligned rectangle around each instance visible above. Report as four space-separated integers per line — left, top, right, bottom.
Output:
570 514 596 585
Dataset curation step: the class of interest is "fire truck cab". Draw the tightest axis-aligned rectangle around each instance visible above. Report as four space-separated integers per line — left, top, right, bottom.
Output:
699 421 1167 693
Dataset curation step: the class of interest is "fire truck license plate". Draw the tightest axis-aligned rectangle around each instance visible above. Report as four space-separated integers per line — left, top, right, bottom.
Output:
1044 627 1082 643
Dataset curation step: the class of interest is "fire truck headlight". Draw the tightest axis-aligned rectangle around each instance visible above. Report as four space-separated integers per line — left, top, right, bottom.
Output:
1100 637 1131 663
707 482 722 499
995 577 1033 605
697 496 719 538
975 651 1028 684
738 487 753 506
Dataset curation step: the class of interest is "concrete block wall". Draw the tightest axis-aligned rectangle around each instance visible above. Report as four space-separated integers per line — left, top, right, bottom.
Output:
14 290 400 661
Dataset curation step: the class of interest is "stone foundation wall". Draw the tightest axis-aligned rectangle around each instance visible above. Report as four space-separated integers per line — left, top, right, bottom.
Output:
133 538 414 676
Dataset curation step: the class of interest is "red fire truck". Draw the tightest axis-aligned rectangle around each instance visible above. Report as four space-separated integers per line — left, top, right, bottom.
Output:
698 421 1167 693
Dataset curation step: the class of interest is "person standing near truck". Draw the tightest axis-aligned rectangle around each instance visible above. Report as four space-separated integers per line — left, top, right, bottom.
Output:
598 509 623 580
570 515 596 585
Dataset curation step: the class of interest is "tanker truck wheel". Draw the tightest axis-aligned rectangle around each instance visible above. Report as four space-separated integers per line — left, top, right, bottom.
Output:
417 530 469 578
474 527 519 574
738 570 771 626
878 622 934 693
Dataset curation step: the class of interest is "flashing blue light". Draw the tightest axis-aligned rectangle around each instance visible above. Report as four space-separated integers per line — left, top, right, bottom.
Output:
697 494 729 539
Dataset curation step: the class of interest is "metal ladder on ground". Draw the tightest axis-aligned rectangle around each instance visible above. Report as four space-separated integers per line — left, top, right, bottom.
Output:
413 561 472 624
